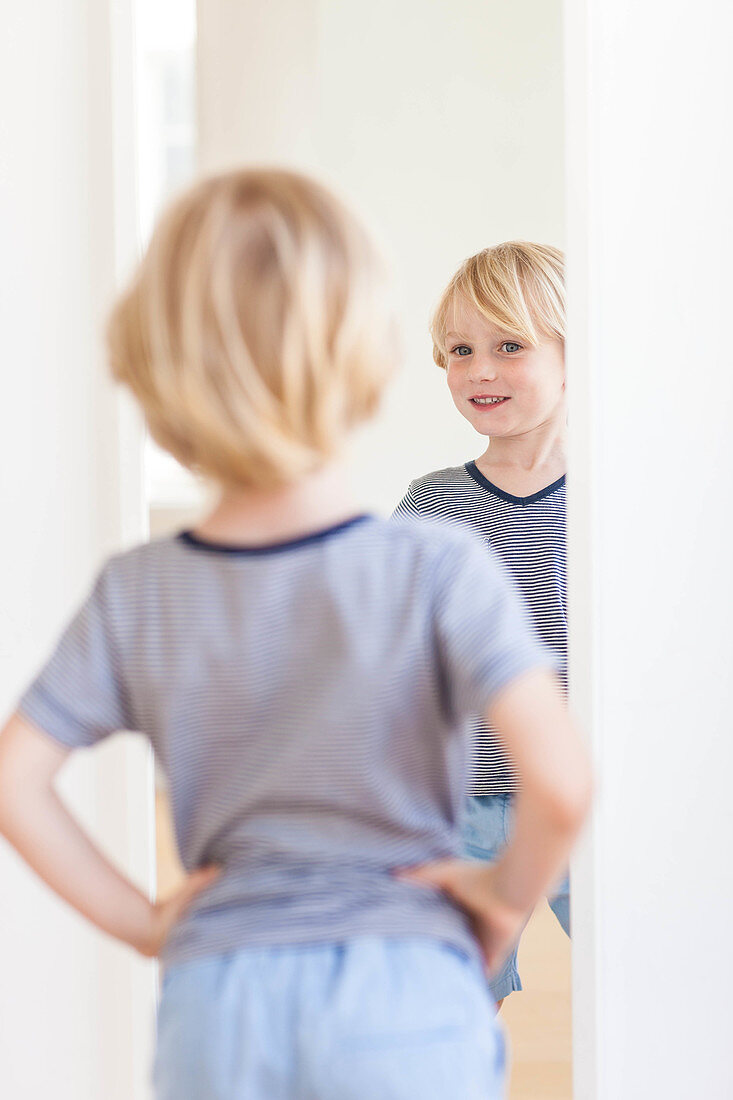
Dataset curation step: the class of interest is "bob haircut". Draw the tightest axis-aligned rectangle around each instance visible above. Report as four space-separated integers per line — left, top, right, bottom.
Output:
107 168 397 490
430 241 565 369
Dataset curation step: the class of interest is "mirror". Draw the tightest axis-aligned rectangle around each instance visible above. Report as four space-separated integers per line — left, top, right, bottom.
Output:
140 2 571 1097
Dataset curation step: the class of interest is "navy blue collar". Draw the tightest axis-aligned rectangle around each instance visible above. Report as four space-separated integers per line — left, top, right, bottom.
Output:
465 462 566 506
178 514 373 556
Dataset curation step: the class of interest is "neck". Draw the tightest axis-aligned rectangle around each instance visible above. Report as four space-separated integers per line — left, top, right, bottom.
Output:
193 463 362 546
478 413 567 478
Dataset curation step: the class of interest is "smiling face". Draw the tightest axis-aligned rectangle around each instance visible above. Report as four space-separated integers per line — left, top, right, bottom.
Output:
444 300 566 438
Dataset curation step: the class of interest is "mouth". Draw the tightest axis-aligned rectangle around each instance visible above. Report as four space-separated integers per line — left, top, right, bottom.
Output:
469 395 510 408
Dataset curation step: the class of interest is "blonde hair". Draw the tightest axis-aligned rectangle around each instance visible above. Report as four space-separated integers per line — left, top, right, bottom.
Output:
430 241 565 369
107 168 397 489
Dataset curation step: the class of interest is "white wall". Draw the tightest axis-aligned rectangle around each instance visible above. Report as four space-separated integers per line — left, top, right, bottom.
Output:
197 0 565 513
565 0 733 1096
0 1 155 1096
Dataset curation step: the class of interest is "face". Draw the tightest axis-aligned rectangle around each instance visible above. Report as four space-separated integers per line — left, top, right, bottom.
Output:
443 302 566 438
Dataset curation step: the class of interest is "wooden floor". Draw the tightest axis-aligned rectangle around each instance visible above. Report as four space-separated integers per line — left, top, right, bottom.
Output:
156 792 572 1098
502 900 572 1099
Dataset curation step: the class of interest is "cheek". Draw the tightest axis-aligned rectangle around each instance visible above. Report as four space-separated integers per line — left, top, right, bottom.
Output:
546 367 567 401
513 367 564 409
445 366 464 402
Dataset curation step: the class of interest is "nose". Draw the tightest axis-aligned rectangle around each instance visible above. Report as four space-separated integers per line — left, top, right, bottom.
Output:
466 354 498 384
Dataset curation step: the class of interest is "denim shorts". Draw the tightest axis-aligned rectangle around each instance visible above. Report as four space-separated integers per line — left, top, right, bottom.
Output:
153 937 506 1099
462 793 570 1002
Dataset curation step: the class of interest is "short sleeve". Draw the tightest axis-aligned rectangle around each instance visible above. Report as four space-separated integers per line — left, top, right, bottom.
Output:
392 482 422 521
17 562 133 749
433 531 560 721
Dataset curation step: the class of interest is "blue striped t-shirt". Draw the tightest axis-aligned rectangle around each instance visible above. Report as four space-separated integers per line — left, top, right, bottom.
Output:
18 514 554 965
395 463 567 795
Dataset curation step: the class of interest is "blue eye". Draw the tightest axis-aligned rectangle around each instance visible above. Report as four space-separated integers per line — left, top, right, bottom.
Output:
451 345 472 356
501 342 522 354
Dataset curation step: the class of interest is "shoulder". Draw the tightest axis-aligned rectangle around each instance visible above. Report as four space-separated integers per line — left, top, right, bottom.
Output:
393 464 478 517
97 535 187 596
105 534 183 570
374 512 486 571
408 464 474 499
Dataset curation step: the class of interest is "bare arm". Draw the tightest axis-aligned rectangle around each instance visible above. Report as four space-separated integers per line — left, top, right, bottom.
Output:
0 713 218 956
399 668 592 970
486 667 592 910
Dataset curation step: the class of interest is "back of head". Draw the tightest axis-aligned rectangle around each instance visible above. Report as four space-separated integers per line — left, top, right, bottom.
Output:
107 168 397 489
431 241 565 369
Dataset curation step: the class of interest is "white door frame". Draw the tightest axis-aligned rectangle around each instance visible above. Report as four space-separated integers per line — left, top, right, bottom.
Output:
565 1 733 1096
565 0 602 1092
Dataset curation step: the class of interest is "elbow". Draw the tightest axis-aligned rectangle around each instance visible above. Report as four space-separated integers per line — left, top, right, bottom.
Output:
0 758 46 838
0 765 21 836
524 751 594 838
0 755 12 821
0 781 15 838
547 762 594 836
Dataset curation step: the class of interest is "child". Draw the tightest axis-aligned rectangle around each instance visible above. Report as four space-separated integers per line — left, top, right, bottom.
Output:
395 242 571 1005
0 174 590 1099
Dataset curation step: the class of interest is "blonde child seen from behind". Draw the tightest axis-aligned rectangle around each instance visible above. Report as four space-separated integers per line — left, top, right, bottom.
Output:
0 171 591 1099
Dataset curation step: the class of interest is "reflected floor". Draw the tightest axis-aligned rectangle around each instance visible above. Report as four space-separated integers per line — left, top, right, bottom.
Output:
503 899 572 1099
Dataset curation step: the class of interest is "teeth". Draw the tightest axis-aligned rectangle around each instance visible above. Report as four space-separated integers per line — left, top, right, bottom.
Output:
472 396 506 405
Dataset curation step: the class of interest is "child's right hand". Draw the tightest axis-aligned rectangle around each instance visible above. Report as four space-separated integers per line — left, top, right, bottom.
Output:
137 865 221 958
396 859 529 976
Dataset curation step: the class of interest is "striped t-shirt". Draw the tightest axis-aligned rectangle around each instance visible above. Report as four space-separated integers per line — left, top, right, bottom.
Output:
18 514 554 966
395 462 567 795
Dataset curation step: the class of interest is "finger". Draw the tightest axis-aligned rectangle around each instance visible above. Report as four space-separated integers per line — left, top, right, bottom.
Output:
394 860 456 888
172 865 221 910
194 863 222 883
186 864 221 894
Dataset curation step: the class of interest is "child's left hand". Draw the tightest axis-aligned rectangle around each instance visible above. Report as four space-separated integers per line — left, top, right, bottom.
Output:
395 859 528 976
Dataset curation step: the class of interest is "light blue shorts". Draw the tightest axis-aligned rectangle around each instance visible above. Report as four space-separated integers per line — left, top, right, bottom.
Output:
463 794 571 1002
153 937 506 1099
